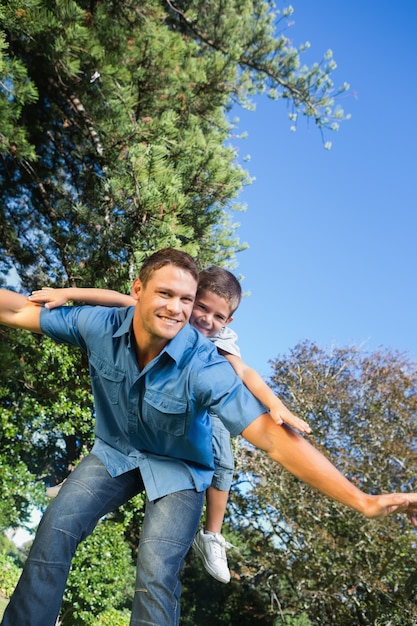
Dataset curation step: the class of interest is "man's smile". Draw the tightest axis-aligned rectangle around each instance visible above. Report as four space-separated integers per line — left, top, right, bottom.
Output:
158 314 181 325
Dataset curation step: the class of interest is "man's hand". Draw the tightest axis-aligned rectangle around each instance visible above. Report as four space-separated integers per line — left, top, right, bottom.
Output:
362 493 417 526
243 414 417 526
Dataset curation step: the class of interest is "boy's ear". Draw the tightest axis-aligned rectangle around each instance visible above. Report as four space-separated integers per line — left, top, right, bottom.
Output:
131 278 142 301
224 315 234 326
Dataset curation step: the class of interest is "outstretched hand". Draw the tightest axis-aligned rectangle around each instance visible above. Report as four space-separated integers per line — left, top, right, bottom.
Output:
28 288 69 309
364 493 417 526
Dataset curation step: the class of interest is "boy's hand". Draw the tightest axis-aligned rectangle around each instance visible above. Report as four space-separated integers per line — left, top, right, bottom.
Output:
269 403 312 434
28 288 69 309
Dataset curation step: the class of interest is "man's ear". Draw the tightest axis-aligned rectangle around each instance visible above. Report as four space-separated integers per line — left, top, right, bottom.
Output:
131 278 142 301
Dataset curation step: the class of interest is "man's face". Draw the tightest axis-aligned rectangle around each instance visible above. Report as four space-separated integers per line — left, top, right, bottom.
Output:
132 265 197 344
190 289 233 337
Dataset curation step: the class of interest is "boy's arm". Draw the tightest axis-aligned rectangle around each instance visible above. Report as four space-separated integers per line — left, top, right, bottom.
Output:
0 289 42 332
242 413 417 524
29 287 135 309
223 352 311 434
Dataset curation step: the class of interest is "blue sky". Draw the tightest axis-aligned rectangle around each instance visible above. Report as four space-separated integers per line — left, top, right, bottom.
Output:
228 0 417 377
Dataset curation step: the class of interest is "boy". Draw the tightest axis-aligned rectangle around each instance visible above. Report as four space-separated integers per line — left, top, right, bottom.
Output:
30 267 310 584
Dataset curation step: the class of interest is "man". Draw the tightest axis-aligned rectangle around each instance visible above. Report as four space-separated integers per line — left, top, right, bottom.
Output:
1 248 417 626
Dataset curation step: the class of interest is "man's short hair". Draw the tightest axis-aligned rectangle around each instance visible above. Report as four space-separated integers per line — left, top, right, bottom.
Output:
197 267 242 315
139 248 199 287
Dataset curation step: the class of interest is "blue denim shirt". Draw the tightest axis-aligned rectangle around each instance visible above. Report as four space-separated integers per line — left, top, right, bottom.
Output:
40 305 265 500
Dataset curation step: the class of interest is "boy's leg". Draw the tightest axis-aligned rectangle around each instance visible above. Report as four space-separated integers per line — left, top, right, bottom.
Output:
193 414 234 583
131 488 204 626
206 413 235 524
1 454 143 626
205 485 229 532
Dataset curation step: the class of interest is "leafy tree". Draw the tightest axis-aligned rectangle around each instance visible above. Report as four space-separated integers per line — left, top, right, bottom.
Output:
60 519 136 626
0 0 348 528
0 325 94 526
0 0 348 291
92 607 130 626
181 543 277 625
0 553 22 602
227 342 417 625
0 2 352 621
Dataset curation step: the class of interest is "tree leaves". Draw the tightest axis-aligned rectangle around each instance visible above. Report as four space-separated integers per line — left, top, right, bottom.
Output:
228 341 417 624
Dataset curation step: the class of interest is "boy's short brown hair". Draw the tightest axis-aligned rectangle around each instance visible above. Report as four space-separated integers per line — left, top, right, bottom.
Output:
139 248 199 287
197 267 242 315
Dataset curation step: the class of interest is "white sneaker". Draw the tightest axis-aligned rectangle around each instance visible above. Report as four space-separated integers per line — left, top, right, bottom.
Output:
192 530 232 583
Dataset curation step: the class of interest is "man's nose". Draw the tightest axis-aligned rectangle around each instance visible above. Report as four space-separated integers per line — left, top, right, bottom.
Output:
166 297 181 313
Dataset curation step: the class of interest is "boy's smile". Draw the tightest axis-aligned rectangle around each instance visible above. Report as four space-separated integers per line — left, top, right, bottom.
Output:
190 289 233 337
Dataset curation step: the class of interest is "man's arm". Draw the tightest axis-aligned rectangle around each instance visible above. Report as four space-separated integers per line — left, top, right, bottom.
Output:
242 412 417 524
0 289 42 332
224 352 311 433
28 287 135 309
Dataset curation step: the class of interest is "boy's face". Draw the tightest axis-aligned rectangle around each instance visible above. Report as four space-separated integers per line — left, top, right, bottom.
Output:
190 289 233 337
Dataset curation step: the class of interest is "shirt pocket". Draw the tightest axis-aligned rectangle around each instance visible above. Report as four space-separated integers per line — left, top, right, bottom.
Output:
142 389 188 436
89 352 125 405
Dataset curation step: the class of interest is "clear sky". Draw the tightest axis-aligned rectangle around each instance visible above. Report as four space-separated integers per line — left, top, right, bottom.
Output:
228 0 417 377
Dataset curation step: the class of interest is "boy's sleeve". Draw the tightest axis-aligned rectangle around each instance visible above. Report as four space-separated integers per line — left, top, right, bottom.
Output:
210 326 241 357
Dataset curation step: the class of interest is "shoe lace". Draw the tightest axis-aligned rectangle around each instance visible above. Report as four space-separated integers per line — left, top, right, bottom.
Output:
212 534 233 561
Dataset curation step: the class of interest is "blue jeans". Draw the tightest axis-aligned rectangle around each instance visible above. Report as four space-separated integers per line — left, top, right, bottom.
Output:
1 453 204 626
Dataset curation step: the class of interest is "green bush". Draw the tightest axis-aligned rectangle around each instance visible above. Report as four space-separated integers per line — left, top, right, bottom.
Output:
60 520 135 626
93 607 130 625
0 553 22 598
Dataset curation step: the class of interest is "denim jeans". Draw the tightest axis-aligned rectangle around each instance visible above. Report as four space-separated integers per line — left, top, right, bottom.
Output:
1 453 204 626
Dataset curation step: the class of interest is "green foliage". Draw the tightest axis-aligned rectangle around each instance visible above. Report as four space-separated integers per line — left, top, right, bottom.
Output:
0 3 354 622
92 607 130 626
60 520 135 626
180 546 277 625
230 342 417 625
0 326 94 527
0 0 348 291
0 553 22 599
0 0 350 537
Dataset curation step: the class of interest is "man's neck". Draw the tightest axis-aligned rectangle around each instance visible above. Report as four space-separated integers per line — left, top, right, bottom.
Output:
133 334 169 371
